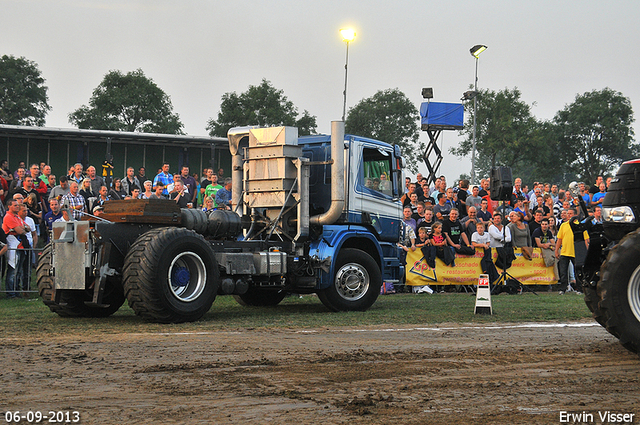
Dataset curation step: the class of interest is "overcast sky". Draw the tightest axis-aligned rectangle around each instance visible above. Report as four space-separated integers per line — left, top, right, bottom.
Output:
4 0 640 183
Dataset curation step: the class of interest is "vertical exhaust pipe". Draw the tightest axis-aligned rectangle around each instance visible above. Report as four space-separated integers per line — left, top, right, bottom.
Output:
309 121 345 226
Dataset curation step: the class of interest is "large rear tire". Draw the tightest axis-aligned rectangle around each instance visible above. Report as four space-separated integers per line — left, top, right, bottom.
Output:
583 285 607 328
123 227 219 323
317 248 381 312
233 288 287 307
598 228 640 354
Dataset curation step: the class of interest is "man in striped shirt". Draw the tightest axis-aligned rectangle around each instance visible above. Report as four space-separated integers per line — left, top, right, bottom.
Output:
62 181 86 220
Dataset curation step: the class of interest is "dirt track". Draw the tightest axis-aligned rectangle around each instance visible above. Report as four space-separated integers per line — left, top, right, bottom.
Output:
2 322 639 424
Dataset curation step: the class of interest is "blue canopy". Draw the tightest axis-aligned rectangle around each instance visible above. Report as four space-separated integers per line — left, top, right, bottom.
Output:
420 102 464 130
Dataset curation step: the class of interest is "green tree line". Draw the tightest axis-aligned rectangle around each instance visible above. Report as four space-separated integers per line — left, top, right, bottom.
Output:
453 87 638 185
1 54 637 184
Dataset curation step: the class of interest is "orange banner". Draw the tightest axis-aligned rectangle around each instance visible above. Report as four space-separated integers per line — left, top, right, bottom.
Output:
406 247 556 286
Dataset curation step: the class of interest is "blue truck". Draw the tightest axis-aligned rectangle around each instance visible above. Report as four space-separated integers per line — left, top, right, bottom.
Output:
37 121 406 322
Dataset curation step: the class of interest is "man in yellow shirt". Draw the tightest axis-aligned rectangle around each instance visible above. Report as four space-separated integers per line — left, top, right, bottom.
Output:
554 207 589 294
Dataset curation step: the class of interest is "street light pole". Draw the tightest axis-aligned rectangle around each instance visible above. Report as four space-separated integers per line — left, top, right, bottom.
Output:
469 44 487 185
472 57 478 185
340 28 356 122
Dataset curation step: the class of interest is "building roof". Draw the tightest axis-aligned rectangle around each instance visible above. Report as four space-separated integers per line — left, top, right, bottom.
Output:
0 124 228 148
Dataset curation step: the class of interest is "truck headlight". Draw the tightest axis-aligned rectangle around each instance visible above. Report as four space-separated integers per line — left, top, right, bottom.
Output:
602 206 636 223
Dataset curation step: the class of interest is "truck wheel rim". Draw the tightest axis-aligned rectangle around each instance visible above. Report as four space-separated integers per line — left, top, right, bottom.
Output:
335 263 369 301
628 264 640 323
168 251 207 302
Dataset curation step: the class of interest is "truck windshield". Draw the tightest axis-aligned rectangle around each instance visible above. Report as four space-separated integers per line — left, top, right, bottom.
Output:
362 147 392 196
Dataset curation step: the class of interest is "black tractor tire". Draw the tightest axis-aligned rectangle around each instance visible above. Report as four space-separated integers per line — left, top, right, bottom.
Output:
583 285 607 328
317 248 381 312
37 243 58 307
85 277 126 318
233 288 287 307
37 244 125 318
123 227 219 323
36 243 90 317
598 228 640 354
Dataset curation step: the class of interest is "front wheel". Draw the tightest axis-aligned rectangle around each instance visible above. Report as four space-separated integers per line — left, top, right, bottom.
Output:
318 248 381 312
598 228 640 354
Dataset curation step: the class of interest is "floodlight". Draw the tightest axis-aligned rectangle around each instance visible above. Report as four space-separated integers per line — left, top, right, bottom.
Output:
340 28 356 42
470 44 487 58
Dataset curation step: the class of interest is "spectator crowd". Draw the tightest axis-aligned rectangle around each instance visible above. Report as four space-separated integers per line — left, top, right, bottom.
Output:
0 159 229 298
399 172 609 295
0 156 612 300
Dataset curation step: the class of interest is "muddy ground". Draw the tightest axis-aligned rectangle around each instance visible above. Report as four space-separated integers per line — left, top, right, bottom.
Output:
2 322 639 424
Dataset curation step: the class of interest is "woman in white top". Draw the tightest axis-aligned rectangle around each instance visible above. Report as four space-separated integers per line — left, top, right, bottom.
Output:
488 212 512 248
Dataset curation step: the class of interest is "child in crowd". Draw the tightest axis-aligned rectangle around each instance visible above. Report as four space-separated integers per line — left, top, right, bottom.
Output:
471 221 500 284
416 226 435 268
471 222 490 250
415 226 430 249
413 226 435 294
430 221 454 267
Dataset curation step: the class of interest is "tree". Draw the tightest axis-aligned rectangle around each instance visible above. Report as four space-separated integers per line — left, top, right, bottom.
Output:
69 69 183 134
0 55 50 126
451 87 544 182
345 88 420 173
207 79 317 137
553 88 637 183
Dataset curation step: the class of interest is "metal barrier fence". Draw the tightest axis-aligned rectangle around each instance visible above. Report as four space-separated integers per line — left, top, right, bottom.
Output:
1 246 45 296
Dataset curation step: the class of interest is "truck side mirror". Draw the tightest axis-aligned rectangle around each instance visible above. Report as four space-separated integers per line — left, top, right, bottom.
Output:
391 169 403 201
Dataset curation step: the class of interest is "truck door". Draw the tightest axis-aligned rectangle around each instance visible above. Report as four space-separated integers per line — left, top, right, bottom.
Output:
350 141 401 241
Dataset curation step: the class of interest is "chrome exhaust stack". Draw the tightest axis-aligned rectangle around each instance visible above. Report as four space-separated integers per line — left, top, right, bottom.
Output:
309 121 345 226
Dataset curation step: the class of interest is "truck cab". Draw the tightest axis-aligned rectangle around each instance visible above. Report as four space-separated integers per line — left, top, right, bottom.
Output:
300 133 404 292
301 133 403 237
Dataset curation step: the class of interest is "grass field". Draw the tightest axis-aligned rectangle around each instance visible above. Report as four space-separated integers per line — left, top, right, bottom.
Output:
0 290 593 338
